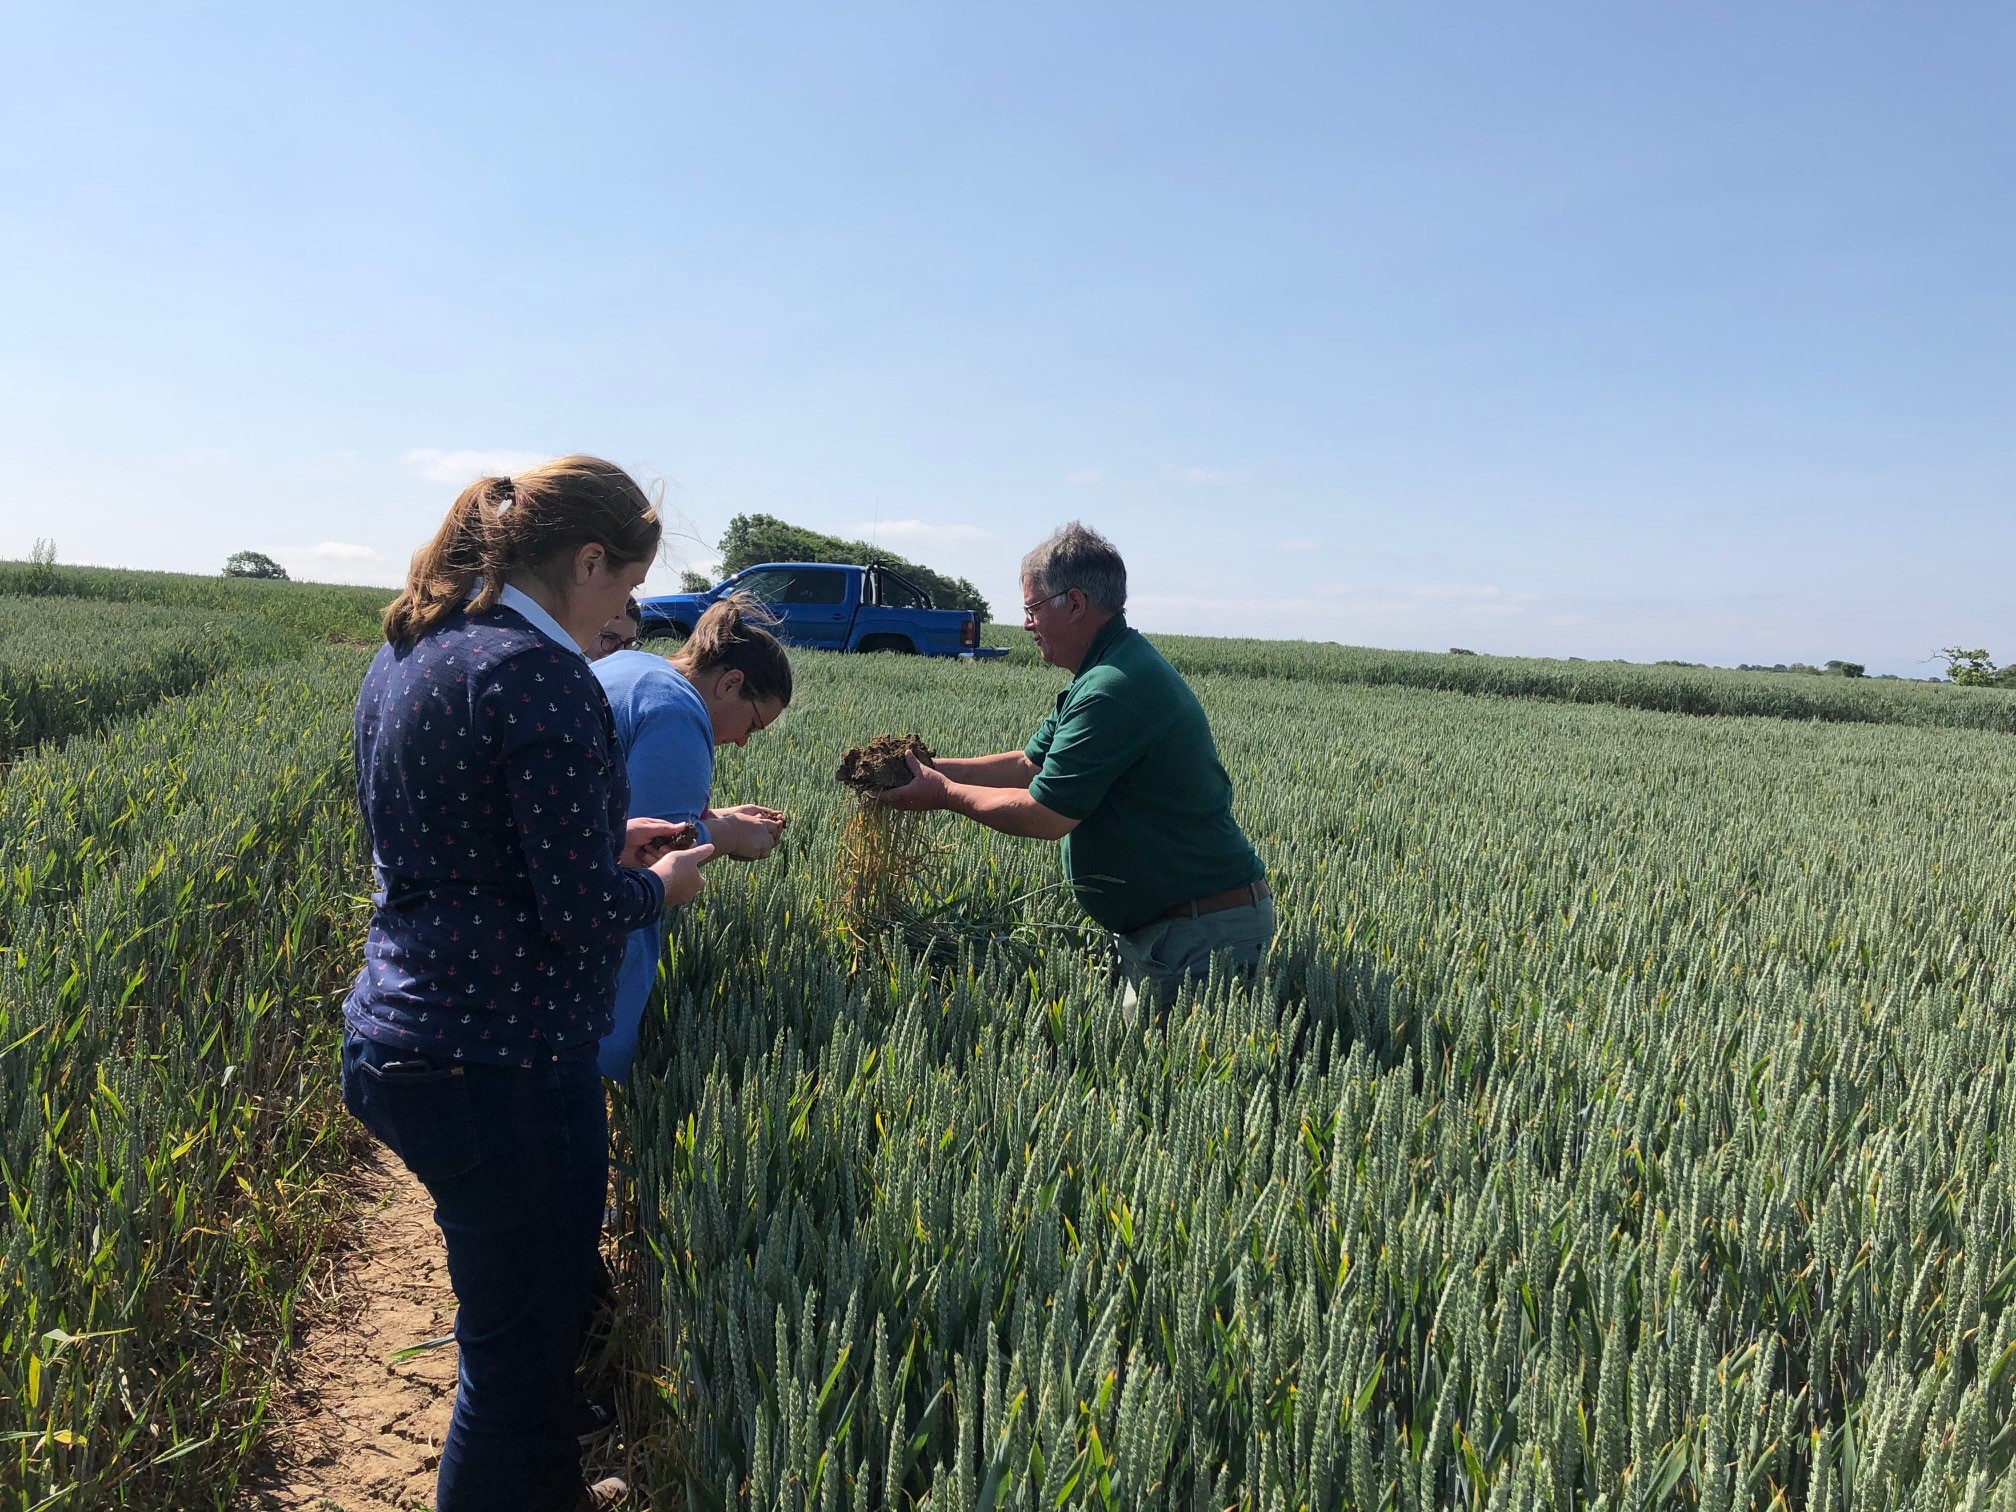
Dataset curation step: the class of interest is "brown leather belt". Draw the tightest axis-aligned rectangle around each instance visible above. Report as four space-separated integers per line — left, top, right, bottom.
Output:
1158 878 1270 922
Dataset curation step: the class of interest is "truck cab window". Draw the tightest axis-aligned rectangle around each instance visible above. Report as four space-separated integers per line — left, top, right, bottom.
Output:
783 569 848 605
873 570 931 610
732 570 793 604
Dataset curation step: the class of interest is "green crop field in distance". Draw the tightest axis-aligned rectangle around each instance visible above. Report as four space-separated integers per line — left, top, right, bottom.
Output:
980 623 2016 732
0 596 306 756
0 562 395 645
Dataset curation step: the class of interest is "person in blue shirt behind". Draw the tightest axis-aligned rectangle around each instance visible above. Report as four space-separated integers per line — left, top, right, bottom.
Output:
591 592 793 1082
340 455 715 1512
587 595 642 659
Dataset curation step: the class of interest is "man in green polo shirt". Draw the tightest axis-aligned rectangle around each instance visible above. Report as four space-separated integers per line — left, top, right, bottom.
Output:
879 521 1273 1004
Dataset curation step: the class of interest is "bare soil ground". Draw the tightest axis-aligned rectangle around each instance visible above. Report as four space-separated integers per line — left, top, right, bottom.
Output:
249 1147 456 1512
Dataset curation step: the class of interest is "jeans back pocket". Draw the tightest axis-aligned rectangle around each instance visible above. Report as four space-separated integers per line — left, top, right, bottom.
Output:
343 1041 483 1184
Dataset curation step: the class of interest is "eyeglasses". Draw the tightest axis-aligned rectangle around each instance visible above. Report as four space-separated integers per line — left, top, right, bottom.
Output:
744 692 775 734
1021 589 1069 621
593 630 640 653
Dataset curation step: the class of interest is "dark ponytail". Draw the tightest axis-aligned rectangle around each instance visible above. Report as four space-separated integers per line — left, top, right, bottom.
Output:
383 455 662 645
672 593 793 707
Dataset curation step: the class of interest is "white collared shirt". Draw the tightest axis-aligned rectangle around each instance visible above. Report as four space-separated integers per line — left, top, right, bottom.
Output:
496 583 584 657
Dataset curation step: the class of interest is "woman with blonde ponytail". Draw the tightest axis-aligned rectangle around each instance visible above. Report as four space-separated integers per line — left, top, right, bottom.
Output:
591 592 794 1081
342 456 714 1512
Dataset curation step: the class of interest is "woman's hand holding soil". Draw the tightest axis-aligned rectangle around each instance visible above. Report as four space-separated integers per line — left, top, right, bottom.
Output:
621 817 697 868
708 805 788 860
651 841 717 906
623 802 715 904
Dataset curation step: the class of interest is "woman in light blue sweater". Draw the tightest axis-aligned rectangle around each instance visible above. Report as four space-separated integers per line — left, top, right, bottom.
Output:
591 594 792 1081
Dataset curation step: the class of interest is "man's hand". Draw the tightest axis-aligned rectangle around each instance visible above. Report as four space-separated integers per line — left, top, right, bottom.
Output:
879 753 1078 839
876 753 954 812
621 818 696 868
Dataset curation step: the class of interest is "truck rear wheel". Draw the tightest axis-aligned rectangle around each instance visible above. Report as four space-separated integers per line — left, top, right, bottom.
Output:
641 620 691 644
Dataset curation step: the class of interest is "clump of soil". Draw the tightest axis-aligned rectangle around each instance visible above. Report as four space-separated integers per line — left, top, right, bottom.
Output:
836 734 935 793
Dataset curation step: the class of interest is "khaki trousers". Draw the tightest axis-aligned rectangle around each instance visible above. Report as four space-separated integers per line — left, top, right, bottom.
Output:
1113 892 1277 1012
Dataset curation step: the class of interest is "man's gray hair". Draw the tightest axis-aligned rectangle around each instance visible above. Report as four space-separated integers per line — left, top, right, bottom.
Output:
1021 522 1127 615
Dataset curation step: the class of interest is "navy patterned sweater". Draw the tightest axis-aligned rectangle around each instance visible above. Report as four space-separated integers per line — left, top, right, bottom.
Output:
341 605 665 1064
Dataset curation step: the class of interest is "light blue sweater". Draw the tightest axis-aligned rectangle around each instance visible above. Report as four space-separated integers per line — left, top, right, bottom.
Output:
591 650 715 1081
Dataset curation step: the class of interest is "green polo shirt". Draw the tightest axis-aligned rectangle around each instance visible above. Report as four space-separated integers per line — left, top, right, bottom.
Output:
1024 615 1263 933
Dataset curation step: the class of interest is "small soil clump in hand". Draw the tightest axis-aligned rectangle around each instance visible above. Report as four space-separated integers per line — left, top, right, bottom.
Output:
836 734 936 793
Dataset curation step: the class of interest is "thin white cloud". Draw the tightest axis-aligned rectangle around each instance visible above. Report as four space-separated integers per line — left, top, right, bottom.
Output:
1133 592 1401 623
1126 583 1945 671
1065 468 1106 486
1163 464 1234 485
847 519 993 544
1410 584 1504 600
404 447 547 485
271 540 404 587
1130 584 1550 638
643 559 722 594
301 541 381 563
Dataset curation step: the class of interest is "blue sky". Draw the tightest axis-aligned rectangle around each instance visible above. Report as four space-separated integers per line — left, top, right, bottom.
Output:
3 4 2009 675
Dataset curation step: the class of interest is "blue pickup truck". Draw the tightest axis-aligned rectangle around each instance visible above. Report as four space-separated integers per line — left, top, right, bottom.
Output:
639 562 1005 657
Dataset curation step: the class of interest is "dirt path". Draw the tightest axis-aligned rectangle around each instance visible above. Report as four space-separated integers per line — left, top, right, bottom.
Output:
251 1146 458 1512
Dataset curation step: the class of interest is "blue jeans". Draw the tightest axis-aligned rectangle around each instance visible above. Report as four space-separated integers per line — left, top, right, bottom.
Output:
596 925 660 1083
341 1033 607 1512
